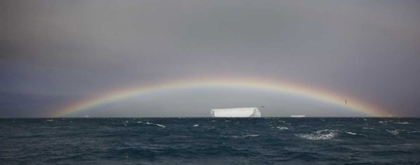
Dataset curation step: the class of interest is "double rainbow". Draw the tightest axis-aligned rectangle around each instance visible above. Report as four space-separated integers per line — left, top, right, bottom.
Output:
53 77 388 117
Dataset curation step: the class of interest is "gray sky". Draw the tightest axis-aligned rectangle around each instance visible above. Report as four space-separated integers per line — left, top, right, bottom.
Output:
1 0 420 117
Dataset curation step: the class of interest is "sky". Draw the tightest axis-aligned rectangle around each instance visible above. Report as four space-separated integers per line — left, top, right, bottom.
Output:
1 0 420 117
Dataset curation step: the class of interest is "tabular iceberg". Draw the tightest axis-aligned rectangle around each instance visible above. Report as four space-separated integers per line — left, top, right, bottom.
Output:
210 107 261 117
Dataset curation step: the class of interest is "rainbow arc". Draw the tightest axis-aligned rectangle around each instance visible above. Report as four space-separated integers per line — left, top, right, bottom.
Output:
53 77 388 117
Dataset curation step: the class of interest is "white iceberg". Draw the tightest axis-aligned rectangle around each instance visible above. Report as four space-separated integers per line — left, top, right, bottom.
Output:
210 107 261 117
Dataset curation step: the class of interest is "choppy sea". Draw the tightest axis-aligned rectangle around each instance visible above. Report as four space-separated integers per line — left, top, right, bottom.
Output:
1 118 419 165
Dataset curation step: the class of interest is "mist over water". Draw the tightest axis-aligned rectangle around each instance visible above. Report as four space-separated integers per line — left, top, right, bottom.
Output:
1 118 419 164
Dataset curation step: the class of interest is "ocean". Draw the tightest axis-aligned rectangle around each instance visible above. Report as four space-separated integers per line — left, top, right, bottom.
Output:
1 118 419 165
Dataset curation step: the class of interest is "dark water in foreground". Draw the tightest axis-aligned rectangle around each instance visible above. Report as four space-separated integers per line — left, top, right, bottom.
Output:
1 118 420 165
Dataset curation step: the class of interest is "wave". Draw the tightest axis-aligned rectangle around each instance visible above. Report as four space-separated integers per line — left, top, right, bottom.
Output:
296 129 337 140
145 122 166 128
155 124 166 128
230 134 260 139
363 127 374 130
276 126 289 130
378 121 388 124
387 130 403 135
395 122 410 125
243 134 259 137
346 132 358 135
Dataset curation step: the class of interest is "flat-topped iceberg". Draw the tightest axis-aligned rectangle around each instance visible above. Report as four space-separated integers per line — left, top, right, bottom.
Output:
211 107 261 117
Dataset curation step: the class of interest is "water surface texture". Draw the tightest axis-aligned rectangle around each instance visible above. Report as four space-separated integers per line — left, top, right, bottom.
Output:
1 118 419 165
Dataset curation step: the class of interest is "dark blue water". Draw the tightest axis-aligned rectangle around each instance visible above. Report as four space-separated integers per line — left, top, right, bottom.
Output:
1 118 419 165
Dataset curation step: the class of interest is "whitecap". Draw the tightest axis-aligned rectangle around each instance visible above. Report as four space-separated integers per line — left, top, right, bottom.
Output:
395 122 410 125
276 126 289 130
46 119 54 122
144 122 165 128
387 130 401 135
155 124 166 128
297 130 337 140
244 134 259 137
346 132 357 135
193 124 199 127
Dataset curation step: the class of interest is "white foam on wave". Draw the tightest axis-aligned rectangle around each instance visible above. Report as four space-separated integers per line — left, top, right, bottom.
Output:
244 134 259 137
379 121 389 124
155 124 166 128
193 124 199 127
46 119 54 122
296 129 337 140
387 130 402 135
276 126 289 130
346 132 357 135
144 122 165 128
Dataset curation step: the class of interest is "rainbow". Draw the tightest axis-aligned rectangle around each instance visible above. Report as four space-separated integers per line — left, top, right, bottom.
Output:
53 77 389 117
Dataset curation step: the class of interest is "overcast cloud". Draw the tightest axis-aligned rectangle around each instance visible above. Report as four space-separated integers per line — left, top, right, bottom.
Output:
1 0 420 117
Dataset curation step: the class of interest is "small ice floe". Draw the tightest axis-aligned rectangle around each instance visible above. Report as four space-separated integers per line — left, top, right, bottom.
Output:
276 126 289 130
193 124 199 127
346 132 358 135
296 129 337 140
